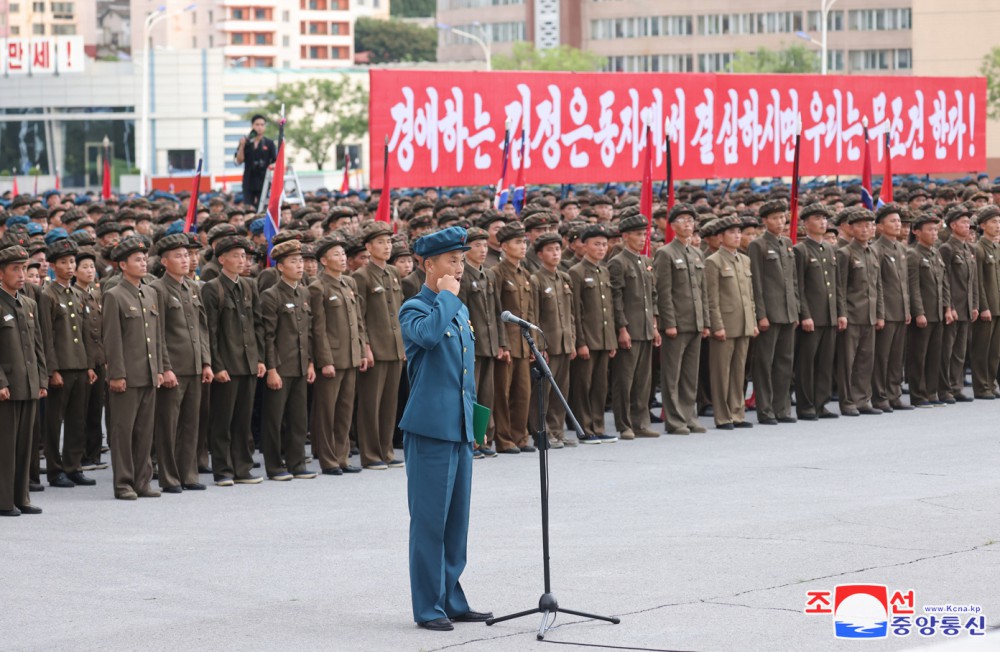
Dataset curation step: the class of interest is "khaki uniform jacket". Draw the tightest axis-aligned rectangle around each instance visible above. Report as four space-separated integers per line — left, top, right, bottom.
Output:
975 238 1000 314
794 237 838 326
261 280 312 377
0 290 46 399
353 262 405 362
907 243 950 322
458 262 508 357
484 246 502 269
654 239 708 333
748 231 799 324
151 275 211 376
706 248 756 337
38 281 89 372
257 267 312 294
309 272 366 370
202 274 264 376
872 235 910 322
78 284 105 368
401 269 425 300
607 248 656 340
102 280 163 387
494 259 535 359
837 240 884 325
939 239 979 321
522 248 542 275
530 266 576 355
568 259 616 351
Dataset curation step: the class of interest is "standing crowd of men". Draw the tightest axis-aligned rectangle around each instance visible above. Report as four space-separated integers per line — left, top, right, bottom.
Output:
2 175 1000 516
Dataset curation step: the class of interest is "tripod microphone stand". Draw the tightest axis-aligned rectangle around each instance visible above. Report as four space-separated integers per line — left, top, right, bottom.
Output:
485 325 620 640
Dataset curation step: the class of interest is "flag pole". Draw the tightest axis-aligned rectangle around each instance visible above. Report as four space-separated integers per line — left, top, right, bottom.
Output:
789 115 802 244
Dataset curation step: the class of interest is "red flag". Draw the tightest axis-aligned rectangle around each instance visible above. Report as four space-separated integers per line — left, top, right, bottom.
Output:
882 133 893 204
640 126 653 257
183 159 203 233
340 152 351 194
789 121 802 244
55 170 60 190
375 136 392 226
11 174 18 196
101 147 112 200
860 118 874 210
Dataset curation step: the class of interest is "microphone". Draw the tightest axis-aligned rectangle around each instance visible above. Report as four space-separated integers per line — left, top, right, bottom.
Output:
501 310 542 332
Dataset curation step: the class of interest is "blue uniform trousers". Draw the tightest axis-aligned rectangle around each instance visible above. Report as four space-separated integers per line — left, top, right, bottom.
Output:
404 431 473 623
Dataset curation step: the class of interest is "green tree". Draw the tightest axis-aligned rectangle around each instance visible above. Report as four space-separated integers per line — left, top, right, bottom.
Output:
391 0 435 18
494 42 605 72
730 44 819 74
980 46 1000 119
355 17 437 63
246 78 367 171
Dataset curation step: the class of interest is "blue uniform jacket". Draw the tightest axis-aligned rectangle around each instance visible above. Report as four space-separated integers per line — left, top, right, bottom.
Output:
398 285 476 443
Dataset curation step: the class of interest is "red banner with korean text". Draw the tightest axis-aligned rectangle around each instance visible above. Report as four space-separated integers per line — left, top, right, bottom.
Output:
369 70 985 187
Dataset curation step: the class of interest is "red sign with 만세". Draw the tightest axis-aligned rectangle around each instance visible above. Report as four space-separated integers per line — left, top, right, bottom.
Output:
368 69 986 188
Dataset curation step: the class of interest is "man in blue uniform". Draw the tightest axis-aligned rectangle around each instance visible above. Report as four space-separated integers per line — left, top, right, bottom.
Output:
398 226 492 631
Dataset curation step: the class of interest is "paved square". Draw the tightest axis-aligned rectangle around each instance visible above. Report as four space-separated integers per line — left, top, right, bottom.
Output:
4 401 999 651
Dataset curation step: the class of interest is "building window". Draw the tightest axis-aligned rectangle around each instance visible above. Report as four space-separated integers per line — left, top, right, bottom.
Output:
827 49 845 72
590 15 692 40
32 1 44 12
698 52 732 72
255 33 270 45
308 46 328 59
232 8 243 19
848 8 911 31
806 10 844 32
849 49 891 71
51 24 75 34
232 33 245 45
283 36 290 46
604 54 693 73
254 8 269 20
895 48 912 69
32 23 45 35
331 21 348 35
209 35 214 47
9 3 19 13
167 150 196 173
699 11 802 36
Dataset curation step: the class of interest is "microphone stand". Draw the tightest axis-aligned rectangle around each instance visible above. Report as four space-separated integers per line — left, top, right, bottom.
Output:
486 325 620 640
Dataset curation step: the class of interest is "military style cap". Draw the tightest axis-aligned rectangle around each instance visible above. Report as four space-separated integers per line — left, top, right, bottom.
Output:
875 202 904 223
28 206 49 221
911 213 940 229
944 204 973 226
95 221 122 237
475 210 508 230
345 237 367 257
361 221 393 244
617 214 649 233
155 233 190 256
496 222 526 244
522 211 558 230
464 226 488 243
800 203 832 221
75 246 98 264
213 235 253 258
44 228 69 245
666 203 695 223
409 214 433 230
758 199 788 219
716 216 743 232
846 207 876 224
908 188 929 200
975 205 1000 226
248 218 265 235
9 195 32 210
0 245 29 265
533 232 563 253
207 223 238 244
184 233 202 250
45 238 79 263
388 243 412 263
69 230 97 247
698 219 721 238
271 230 303 247
832 208 854 226
590 194 613 206
315 235 348 259
413 226 470 258
579 224 610 242
269 239 302 262
111 236 149 262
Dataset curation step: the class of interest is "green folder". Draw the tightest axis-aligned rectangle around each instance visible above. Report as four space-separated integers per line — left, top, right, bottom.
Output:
473 402 491 446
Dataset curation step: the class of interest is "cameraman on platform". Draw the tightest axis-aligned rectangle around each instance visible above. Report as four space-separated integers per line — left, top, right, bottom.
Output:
235 114 277 210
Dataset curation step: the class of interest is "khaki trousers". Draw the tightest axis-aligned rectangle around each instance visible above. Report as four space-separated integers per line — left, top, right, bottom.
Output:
610 340 652 433
570 350 611 436
752 323 795 419
0 400 36 511
837 323 876 410
709 336 749 426
108 386 155 496
872 321 906 406
661 331 701 431
494 357 531 451
356 359 403 467
310 367 357 470
154 374 202 488
44 369 89 480
970 318 1000 396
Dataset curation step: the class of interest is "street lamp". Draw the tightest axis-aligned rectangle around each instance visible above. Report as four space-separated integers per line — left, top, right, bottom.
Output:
795 0 838 75
436 22 491 71
139 3 197 194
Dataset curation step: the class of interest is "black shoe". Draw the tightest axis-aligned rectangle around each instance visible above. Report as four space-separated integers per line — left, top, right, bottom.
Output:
758 417 778 425
161 485 183 494
322 467 344 476
66 471 96 486
498 447 521 454
519 445 537 453
342 465 362 473
973 394 995 400
858 406 883 415
29 483 44 492
890 401 915 410
198 466 213 474
479 447 498 457
182 483 206 490
841 408 860 417
954 393 973 402
797 412 818 421
733 421 754 429
350 446 359 456
452 610 493 623
716 423 734 431
777 416 797 424
15 504 41 514
0 507 21 517
417 618 454 631
818 410 839 419
49 473 75 488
